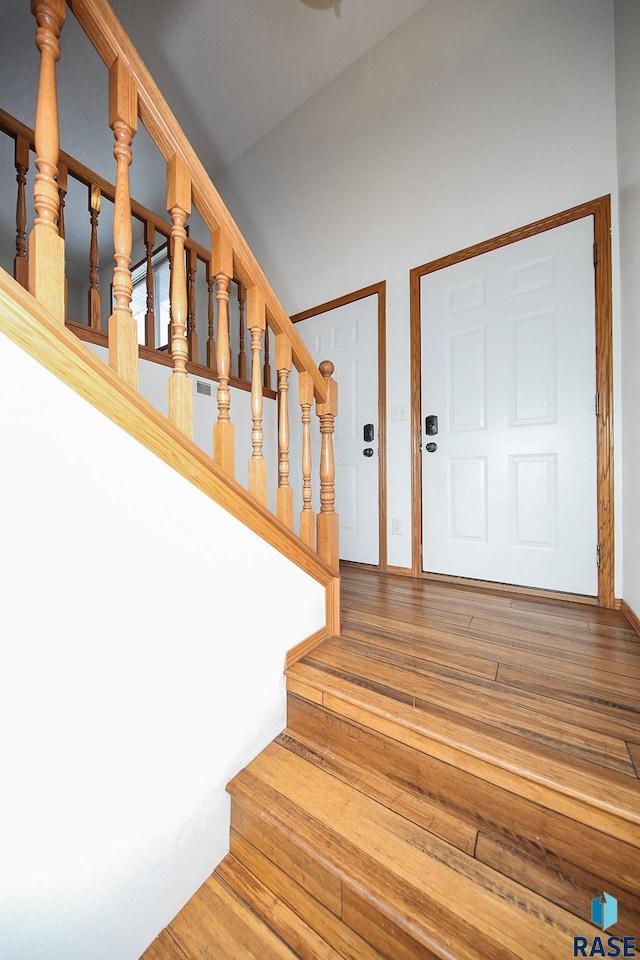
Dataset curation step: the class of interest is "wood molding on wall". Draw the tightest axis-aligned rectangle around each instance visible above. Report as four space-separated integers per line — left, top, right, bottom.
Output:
409 196 615 607
621 600 640 638
292 281 388 573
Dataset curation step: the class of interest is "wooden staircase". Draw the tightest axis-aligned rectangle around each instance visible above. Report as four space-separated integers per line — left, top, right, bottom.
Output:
143 568 640 959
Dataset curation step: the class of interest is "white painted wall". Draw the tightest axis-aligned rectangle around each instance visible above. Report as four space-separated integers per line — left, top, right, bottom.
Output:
216 0 621 582
615 0 640 619
0 332 324 960
87 343 279 513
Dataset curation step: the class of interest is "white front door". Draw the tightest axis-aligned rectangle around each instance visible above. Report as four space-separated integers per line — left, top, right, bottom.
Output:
296 295 379 565
420 216 598 595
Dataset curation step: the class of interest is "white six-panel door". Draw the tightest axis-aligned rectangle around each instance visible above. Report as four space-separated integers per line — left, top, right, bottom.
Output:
420 216 598 595
296 296 379 565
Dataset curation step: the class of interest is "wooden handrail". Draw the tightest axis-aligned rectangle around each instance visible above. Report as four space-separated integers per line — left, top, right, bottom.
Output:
66 0 329 404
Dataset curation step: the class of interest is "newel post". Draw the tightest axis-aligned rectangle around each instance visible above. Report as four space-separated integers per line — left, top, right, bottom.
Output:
108 58 138 390
29 0 66 323
167 154 193 437
316 360 339 570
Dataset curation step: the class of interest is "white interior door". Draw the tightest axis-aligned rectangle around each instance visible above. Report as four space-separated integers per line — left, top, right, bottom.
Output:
296 296 379 565
420 216 598 595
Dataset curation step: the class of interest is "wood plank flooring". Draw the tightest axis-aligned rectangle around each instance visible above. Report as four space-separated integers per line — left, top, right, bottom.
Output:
142 566 640 959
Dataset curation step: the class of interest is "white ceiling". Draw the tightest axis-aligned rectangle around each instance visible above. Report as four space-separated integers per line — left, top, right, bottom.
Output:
1 0 431 179
109 0 431 175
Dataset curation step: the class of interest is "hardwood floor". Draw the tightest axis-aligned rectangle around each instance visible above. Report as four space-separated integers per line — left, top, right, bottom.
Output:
142 566 640 959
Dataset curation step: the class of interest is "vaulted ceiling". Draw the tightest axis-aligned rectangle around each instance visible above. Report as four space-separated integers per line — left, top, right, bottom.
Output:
2 0 431 179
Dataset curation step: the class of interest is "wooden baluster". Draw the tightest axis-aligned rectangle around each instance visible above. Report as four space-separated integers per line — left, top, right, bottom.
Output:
263 322 272 391
316 360 339 569
187 247 198 362
14 135 29 289
87 183 101 329
237 281 247 381
166 237 173 349
57 161 67 240
276 334 293 529
212 227 234 475
59 162 68 318
299 371 315 550
247 287 267 505
167 154 192 437
29 0 66 323
206 259 217 374
144 221 155 347
108 58 138 390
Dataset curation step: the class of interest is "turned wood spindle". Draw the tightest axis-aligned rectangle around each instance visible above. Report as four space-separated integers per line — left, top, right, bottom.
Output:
14 135 29 289
276 334 294 530
263 323 272 391
212 227 235 475
167 154 193 438
166 236 173 349
57 161 67 240
87 183 101 329
237 281 247 381
316 359 339 569
206 259 217 374
144 220 155 348
29 0 66 322
247 287 267 505
299 371 315 550
108 58 138 390
186 247 198 363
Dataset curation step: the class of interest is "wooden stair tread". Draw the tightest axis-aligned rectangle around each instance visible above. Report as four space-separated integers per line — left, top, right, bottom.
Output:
217 845 387 960
141 930 189 960
149 872 301 960
286 647 640 845
281 700 640 926
228 741 582 959
318 634 637 772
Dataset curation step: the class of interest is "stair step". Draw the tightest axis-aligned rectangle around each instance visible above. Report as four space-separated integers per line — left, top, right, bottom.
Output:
286 647 640 847
227 741 584 959
283 695 640 929
141 873 300 960
217 844 386 960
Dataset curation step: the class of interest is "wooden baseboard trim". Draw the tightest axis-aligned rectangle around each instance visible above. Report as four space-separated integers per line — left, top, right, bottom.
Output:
352 563 602 606
621 600 640 637
286 628 328 669
420 571 600 606
384 564 414 578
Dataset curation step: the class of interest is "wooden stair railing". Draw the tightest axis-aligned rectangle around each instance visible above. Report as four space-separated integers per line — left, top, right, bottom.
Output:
1 106 272 393
9 0 340 624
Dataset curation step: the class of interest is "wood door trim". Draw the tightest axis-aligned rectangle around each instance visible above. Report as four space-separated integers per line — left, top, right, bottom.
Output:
410 196 614 607
292 282 388 572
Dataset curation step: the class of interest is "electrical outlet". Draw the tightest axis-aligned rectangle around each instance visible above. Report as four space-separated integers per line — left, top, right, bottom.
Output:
392 518 402 535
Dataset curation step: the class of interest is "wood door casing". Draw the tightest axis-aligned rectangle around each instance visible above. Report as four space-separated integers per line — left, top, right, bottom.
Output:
410 197 614 607
292 282 388 572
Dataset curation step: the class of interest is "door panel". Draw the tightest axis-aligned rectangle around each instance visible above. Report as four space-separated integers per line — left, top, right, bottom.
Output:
421 216 597 595
296 295 379 565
